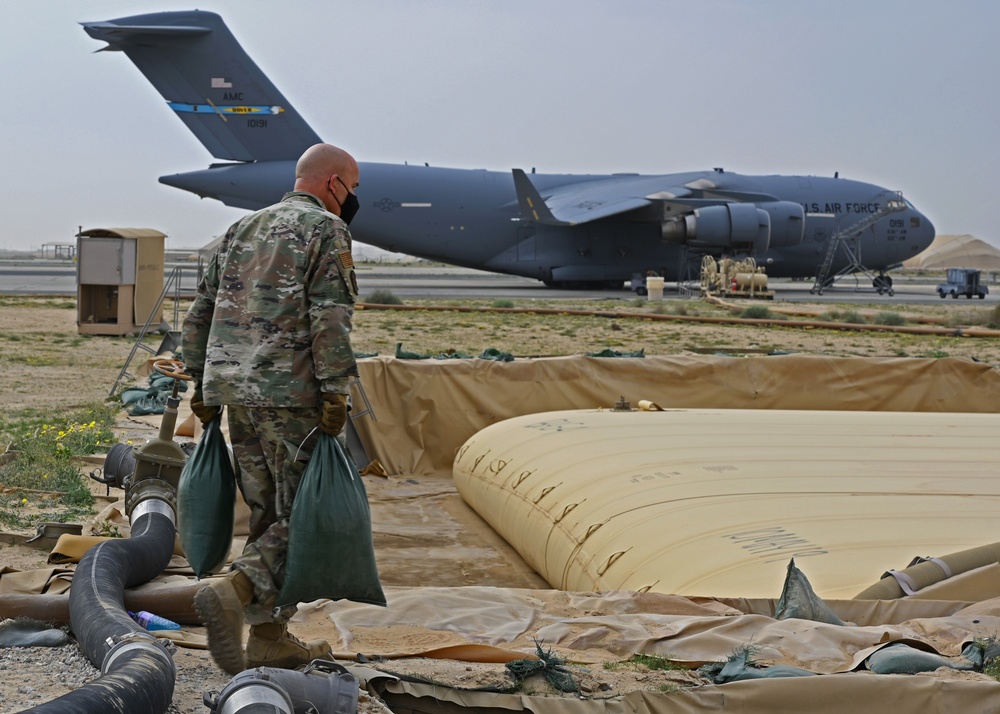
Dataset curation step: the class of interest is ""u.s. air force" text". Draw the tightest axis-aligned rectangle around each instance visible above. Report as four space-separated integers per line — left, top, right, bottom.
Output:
801 201 880 214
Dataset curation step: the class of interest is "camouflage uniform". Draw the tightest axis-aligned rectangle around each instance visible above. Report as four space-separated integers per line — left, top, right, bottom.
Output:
182 191 358 624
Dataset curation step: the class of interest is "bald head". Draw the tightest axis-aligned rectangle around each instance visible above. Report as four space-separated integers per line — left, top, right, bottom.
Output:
293 143 360 216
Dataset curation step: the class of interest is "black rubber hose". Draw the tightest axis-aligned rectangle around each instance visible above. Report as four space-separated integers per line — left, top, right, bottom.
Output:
22 510 178 714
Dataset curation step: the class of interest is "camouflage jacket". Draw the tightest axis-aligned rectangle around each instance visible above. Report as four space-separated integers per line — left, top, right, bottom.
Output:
181 192 359 407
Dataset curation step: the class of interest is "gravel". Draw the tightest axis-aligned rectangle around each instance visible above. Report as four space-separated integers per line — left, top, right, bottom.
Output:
0 633 394 714
0 636 232 713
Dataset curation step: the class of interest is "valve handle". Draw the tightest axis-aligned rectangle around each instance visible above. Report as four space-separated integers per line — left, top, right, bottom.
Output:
151 358 194 381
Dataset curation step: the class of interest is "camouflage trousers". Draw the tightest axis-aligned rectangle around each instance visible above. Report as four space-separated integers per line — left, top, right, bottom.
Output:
226 404 322 625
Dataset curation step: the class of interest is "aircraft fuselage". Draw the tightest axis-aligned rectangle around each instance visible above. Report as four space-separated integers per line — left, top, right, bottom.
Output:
163 162 935 285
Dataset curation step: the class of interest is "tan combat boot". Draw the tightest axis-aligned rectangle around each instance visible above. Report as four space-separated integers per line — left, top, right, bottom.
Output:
245 622 331 669
193 569 254 676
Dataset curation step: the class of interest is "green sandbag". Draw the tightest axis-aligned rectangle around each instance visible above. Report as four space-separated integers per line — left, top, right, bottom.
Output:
478 347 514 362
585 347 645 358
149 374 189 394
121 386 155 405
128 394 167 416
774 558 845 626
177 417 236 578
279 434 386 608
395 342 427 359
701 646 817 683
866 641 981 675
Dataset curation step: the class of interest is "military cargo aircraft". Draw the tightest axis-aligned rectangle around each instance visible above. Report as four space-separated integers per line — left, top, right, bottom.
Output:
82 11 935 290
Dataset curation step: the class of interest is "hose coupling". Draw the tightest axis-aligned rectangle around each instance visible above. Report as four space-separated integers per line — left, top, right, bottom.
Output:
102 631 175 675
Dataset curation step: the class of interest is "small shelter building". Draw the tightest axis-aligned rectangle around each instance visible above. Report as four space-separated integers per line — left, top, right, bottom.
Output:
76 227 166 335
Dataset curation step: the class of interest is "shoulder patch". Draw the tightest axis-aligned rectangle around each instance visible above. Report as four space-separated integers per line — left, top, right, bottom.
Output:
338 249 355 270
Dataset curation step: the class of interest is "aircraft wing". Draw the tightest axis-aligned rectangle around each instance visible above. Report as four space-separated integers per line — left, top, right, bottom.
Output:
513 169 691 226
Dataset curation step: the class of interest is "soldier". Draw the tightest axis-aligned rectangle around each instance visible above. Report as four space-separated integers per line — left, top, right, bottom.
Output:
182 143 360 675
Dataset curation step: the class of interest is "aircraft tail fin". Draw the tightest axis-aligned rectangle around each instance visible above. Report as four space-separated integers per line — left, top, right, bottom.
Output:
82 11 321 162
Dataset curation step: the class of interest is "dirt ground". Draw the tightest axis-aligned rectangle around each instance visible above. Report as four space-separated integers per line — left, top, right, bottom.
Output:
1 296 999 711
2 296 999 418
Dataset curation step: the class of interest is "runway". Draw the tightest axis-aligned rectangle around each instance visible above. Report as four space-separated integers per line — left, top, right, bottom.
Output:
0 260 987 306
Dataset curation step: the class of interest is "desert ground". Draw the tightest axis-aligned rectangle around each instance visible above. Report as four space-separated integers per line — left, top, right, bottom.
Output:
2 293 999 417
0 293 998 712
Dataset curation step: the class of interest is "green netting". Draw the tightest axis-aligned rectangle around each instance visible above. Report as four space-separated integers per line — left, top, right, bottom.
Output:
505 640 578 693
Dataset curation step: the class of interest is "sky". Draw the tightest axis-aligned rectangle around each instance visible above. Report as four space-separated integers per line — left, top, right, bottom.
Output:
2 0 998 252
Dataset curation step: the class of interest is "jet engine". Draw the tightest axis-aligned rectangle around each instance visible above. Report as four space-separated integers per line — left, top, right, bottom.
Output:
758 201 805 247
661 201 804 254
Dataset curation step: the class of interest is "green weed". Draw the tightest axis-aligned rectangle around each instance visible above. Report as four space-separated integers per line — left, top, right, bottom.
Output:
365 289 404 305
0 402 118 528
823 309 867 324
872 311 907 326
740 305 774 320
989 305 1000 329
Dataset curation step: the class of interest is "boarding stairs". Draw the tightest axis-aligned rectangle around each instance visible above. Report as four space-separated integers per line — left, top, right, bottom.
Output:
809 192 908 296
110 266 191 397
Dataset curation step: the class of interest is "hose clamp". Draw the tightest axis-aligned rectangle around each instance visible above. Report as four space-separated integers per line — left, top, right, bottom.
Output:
125 476 177 521
130 497 177 526
102 631 175 675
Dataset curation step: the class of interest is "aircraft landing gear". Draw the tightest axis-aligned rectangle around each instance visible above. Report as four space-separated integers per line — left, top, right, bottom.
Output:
873 273 894 296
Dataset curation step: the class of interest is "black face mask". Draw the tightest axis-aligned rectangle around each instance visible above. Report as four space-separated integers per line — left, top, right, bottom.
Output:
334 176 360 225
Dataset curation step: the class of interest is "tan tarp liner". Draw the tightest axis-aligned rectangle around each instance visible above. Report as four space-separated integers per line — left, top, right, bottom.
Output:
903 233 1000 271
351 354 1000 477
372 676 1000 714
311 586 988 669
368 673 1000 714
309 587 1000 713
453 408 1000 600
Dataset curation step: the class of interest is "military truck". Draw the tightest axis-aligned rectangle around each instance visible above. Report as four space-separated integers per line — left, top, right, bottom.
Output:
936 268 988 299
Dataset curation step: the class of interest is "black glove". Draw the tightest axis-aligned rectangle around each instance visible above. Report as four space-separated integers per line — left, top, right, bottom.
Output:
190 384 221 425
319 393 349 436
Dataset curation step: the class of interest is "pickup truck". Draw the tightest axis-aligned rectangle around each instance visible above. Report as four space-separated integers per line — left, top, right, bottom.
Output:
936 267 989 299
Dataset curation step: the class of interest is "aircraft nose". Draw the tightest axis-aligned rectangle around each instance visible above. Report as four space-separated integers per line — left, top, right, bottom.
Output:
913 208 935 252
